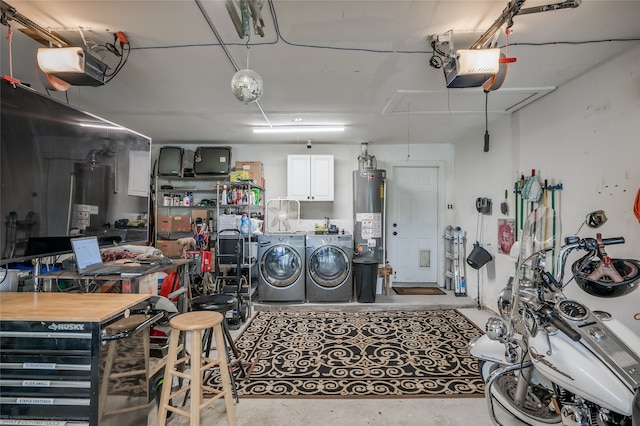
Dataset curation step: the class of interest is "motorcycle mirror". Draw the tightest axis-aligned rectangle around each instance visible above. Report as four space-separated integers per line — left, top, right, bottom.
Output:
575 210 607 234
586 210 607 229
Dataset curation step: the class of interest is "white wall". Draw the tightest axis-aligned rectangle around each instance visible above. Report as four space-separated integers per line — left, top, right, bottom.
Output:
153 142 453 237
452 44 640 332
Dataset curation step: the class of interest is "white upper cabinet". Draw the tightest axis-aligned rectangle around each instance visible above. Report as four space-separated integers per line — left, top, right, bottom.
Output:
287 155 334 201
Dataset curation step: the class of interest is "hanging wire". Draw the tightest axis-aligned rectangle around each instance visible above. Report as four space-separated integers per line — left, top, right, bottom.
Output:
484 90 490 152
245 35 251 69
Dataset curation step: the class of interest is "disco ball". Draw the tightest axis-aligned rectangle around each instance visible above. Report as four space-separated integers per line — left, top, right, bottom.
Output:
231 69 263 104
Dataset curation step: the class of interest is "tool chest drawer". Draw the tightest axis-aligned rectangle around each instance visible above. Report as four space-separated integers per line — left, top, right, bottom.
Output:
0 321 97 422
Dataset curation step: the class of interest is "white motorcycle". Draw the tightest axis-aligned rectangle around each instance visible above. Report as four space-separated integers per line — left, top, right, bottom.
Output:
470 207 640 426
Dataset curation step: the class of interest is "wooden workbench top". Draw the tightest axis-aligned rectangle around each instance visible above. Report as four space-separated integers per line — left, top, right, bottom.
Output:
0 293 150 322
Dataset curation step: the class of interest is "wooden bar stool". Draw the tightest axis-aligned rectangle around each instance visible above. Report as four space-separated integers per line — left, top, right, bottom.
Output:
378 264 393 296
156 311 236 426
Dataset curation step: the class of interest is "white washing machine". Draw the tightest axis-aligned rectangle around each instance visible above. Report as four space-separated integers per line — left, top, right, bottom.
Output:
257 233 306 302
305 232 353 302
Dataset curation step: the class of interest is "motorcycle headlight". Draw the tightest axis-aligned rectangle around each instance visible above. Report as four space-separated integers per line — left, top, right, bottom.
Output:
485 317 508 341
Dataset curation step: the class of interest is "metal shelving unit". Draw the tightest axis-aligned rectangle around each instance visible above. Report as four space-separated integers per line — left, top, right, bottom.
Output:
153 176 264 316
214 181 264 312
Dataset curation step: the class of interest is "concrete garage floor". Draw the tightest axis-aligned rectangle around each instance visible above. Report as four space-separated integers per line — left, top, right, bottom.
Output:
148 288 516 426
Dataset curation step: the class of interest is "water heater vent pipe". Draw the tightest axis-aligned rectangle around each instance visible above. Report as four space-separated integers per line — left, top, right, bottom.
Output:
357 141 377 170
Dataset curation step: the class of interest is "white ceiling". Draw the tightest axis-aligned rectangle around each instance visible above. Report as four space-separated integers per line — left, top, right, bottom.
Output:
3 0 640 146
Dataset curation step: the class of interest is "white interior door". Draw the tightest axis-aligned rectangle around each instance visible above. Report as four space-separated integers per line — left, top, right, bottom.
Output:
388 166 438 283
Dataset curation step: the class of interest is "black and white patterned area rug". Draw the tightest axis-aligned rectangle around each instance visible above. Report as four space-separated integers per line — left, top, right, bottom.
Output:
207 309 485 398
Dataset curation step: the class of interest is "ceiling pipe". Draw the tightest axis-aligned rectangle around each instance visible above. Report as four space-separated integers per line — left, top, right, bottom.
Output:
194 0 272 127
194 0 240 70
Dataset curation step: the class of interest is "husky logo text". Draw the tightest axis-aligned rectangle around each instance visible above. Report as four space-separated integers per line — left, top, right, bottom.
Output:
48 323 85 331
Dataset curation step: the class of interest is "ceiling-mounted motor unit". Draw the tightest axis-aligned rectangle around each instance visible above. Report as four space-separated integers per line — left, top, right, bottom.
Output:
444 48 501 88
37 47 107 86
432 0 581 88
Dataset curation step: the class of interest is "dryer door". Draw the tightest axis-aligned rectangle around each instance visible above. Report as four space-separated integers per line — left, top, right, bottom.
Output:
260 245 303 287
308 246 350 288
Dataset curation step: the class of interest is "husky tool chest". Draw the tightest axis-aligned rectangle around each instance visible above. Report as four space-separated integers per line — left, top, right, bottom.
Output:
0 293 156 426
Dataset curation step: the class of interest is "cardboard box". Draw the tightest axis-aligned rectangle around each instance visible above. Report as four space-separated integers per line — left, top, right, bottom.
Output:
156 240 183 258
191 209 210 223
158 216 172 233
235 161 264 184
230 170 252 182
172 216 191 232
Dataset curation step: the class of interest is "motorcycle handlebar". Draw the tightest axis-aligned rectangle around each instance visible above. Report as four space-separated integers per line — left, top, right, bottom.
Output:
556 236 626 283
600 237 625 246
549 315 582 342
538 304 582 342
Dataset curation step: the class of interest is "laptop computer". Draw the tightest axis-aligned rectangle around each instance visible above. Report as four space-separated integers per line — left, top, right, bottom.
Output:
71 236 155 276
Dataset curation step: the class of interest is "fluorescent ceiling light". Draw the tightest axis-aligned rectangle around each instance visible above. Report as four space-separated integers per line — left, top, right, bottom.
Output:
252 126 345 134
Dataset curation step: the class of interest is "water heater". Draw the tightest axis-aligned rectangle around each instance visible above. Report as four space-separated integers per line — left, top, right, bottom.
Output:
353 142 386 263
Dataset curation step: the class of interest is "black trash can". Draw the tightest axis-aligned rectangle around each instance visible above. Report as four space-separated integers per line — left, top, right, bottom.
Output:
353 257 378 303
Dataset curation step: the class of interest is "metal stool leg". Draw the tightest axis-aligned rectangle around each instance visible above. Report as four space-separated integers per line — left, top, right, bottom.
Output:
221 320 246 377
184 325 240 404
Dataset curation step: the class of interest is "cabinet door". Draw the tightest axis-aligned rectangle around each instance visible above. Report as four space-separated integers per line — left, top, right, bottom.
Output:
287 155 311 200
309 155 334 201
128 151 150 197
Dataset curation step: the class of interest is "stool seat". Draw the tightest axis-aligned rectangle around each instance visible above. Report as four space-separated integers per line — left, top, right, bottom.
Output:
191 294 237 312
169 311 222 331
107 314 147 331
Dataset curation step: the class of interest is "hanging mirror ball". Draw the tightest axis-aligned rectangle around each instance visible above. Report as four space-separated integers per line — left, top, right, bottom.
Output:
231 69 263 104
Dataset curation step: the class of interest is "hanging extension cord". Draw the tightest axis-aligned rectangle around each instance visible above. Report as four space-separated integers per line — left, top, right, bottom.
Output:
484 91 490 152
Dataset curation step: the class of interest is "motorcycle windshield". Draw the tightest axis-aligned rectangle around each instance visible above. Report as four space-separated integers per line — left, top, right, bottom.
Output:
518 206 559 262
510 206 562 329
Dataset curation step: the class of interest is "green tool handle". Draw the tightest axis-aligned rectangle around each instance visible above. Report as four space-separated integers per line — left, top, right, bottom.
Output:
514 181 519 241
551 187 556 276
519 178 524 240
